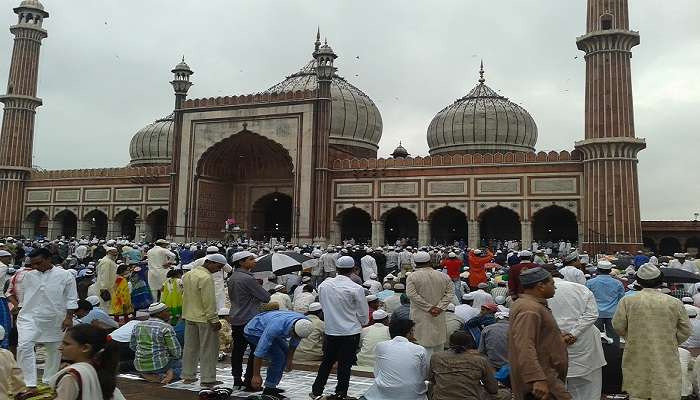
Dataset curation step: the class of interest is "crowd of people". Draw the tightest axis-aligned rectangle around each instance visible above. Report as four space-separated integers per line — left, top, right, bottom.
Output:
0 235 698 400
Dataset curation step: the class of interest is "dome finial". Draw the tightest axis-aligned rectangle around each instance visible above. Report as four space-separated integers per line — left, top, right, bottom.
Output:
314 27 321 53
479 60 485 84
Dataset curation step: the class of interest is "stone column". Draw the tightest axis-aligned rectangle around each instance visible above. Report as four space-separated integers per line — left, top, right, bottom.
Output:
521 220 533 250
134 219 146 242
468 220 480 249
371 221 379 247
330 220 341 245
47 219 59 240
418 220 430 247
107 220 116 239
577 222 584 249
77 220 91 239
376 220 385 247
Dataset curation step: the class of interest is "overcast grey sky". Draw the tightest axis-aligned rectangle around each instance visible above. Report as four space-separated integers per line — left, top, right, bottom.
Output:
0 0 698 220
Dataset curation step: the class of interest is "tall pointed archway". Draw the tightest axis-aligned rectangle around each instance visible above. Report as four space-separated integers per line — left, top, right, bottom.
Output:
338 207 372 244
383 207 418 246
250 193 293 241
532 206 578 243
430 207 467 245
479 206 521 243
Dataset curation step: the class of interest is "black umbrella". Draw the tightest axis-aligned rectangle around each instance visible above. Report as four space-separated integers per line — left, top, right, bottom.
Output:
659 267 700 284
252 251 312 276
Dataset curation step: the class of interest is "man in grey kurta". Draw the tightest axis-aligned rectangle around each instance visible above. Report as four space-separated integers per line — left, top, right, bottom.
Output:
406 251 453 358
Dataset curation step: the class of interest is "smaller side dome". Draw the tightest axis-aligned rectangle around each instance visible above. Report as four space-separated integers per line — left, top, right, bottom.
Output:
390 142 409 158
129 114 174 166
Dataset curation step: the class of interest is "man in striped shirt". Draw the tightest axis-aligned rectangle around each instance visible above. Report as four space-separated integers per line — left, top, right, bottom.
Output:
130 302 182 384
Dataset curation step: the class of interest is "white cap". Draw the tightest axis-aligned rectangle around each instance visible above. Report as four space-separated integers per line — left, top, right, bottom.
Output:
294 319 313 338
274 284 285 291
462 293 475 300
414 251 430 263
518 250 533 257
0 325 4 341
104 246 118 253
494 295 506 305
385 273 395 280
682 297 694 304
231 250 255 263
685 305 698 317
308 302 322 312
394 283 406 290
366 294 378 302
205 253 228 265
363 281 372 288
336 256 355 269
135 310 150 318
674 252 687 258
206 246 220 254
218 308 230 316
448 252 456 258
383 282 392 289
302 276 312 283
372 309 388 320
637 263 661 280
85 295 100 306
596 260 613 270
446 303 456 312
370 273 377 279
0 250 11 257
148 302 168 315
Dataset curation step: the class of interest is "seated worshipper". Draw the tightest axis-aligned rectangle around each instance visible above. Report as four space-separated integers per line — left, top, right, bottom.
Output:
390 293 411 321
560 252 586 285
75 297 119 330
383 283 405 314
292 284 316 313
107 310 150 373
455 293 480 323
444 303 464 348
364 273 383 294
243 310 313 398
356 309 391 369
464 303 499 346
0 326 25 398
470 282 495 309
130 302 183 383
478 310 509 371
376 282 395 302
160 267 184 324
363 319 429 400
269 285 292 311
429 330 499 400
490 280 509 301
681 304 700 351
366 294 381 326
218 308 233 360
293 302 325 362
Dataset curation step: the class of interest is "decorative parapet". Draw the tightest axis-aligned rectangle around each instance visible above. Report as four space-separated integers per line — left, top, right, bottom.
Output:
29 165 171 180
181 89 318 109
331 150 581 170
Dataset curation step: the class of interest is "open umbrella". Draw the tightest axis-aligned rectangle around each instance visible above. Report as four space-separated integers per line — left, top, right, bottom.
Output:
252 251 312 276
659 267 700 284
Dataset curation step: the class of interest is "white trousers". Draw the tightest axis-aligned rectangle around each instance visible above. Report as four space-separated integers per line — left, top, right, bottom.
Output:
566 367 602 400
17 340 61 387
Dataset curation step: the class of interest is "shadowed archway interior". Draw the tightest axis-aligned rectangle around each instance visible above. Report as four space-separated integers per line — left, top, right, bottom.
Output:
26 210 48 238
84 210 108 239
55 210 77 238
147 209 168 241
338 208 372 244
251 193 292 241
532 206 578 243
115 209 138 239
430 207 467 245
383 207 418 246
479 206 521 243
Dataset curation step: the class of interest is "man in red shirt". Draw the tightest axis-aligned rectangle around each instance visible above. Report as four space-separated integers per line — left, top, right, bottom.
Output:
467 249 494 290
507 250 537 299
441 252 463 298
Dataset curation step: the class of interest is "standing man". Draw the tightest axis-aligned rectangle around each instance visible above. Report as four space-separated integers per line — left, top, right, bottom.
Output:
546 266 606 400
310 255 368 400
405 251 454 358
147 239 174 300
0 250 12 349
507 250 536 299
371 247 387 281
509 267 571 400
360 251 378 282
181 253 225 386
319 247 337 282
669 252 698 274
613 263 691 400
95 247 119 311
244 310 312 398
586 260 625 347
11 248 78 388
559 252 586 285
228 250 271 390
398 246 415 275
385 246 399 276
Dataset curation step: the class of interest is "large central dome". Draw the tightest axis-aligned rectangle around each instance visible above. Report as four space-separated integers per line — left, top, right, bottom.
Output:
427 66 537 155
265 49 382 156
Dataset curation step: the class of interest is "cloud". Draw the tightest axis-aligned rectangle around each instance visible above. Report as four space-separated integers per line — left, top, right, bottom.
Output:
0 0 697 220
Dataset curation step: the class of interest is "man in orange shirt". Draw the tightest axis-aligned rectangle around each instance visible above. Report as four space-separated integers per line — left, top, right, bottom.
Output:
467 249 494 290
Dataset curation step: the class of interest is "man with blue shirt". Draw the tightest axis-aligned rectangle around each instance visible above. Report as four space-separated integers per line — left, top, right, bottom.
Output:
75 296 119 329
244 310 313 399
586 260 624 347
633 251 649 269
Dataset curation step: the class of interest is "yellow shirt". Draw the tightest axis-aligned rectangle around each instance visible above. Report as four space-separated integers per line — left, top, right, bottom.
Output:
182 266 218 324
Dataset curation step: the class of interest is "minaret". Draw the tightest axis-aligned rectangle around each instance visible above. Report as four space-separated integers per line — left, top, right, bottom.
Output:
0 0 49 235
311 34 336 244
167 58 194 239
575 0 646 252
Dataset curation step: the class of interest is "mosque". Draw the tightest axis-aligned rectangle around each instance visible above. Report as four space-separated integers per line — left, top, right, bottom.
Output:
0 0 697 255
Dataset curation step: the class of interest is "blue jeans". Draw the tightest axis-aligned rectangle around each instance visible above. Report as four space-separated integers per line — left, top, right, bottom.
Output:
139 359 182 380
244 333 288 389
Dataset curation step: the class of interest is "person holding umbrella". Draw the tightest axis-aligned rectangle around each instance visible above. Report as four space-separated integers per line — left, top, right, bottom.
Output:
227 250 271 391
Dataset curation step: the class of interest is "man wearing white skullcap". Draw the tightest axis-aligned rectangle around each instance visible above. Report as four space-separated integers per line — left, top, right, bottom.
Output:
560 251 586 285
406 250 454 358
294 303 325 362
244 311 311 396
130 303 182 383
364 273 382 295
356 309 391 369
612 263 691 400
147 239 175 301
360 251 378 283
681 304 700 351
183 246 232 311
669 253 698 274
269 285 292 311
586 260 625 347
311 254 368 399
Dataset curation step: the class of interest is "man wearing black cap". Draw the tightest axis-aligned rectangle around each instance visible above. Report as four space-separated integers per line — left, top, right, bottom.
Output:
509 267 571 400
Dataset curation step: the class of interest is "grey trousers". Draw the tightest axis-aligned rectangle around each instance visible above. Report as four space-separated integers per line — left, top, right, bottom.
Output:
182 320 220 383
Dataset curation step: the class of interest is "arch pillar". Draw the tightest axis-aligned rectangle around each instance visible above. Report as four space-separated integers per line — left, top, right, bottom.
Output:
77 220 91 238
418 220 430 247
107 220 116 238
134 219 146 241
521 220 533 250
372 220 385 247
330 220 341 244
468 220 480 248
47 219 59 240
578 222 584 248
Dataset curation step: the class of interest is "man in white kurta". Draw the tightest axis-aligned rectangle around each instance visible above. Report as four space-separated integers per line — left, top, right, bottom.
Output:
95 247 118 311
548 275 606 400
360 253 378 282
13 249 78 387
147 239 174 300
560 252 587 285
356 310 391 369
405 251 453 358
184 246 232 310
